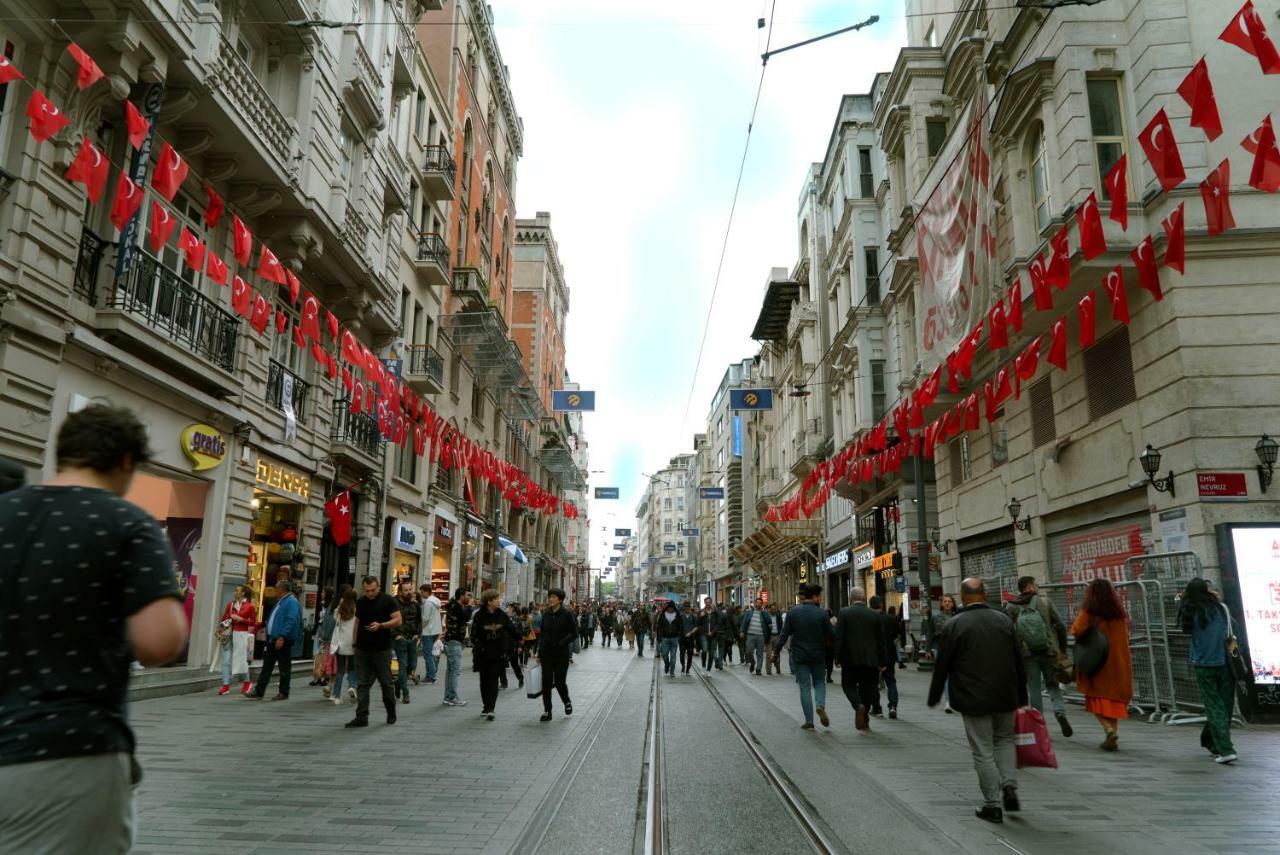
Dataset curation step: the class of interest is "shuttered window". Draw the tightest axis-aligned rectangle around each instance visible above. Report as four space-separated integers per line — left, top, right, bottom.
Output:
1030 377 1056 448
1085 327 1137 421
949 435 971 485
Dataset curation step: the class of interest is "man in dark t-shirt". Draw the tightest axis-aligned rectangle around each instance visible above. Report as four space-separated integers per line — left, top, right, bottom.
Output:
0 405 187 853
347 576 402 727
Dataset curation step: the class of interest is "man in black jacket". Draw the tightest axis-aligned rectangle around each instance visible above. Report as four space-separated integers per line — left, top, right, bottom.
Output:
536 588 578 721
835 587 883 731
869 596 900 719
442 589 471 707
392 580 421 705
928 578 1029 824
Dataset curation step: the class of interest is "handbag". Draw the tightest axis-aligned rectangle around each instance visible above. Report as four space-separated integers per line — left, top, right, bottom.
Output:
1074 623 1110 677
526 663 543 699
1221 604 1249 683
311 648 328 680
1052 653 1074 686
1014 708 1059 769
214 618 233 647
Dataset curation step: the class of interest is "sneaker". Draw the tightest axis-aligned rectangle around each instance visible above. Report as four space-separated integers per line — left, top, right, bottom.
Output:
453 699 468 707
243 691 262 701
332 697 343 706
540 712 552 722
855 706 870 731
1056 714 1073 738
888 707 898 720
347 687 356 700
816 706 830 728
1002 786 1020 812
518 677 524 689
1215 753 1239 765
975 806 1003 824
564 703 573 716
344 718 369 728
401 695 410 705
485 713 495 722
871 709 884 718
800 722 815 731
218 685 230 696
944 706 954 714
241 681 252 695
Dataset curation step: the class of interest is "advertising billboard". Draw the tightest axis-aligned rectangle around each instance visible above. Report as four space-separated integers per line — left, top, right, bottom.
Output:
1218 524 1280 722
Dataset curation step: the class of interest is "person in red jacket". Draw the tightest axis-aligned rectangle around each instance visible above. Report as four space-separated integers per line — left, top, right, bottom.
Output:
214 585 256 695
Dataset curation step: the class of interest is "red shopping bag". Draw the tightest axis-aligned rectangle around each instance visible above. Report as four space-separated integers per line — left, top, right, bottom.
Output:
1014 707 1058 769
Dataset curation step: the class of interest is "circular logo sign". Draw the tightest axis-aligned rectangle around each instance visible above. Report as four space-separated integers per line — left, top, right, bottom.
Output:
180 424 228 471
567 393 581 407
744 392 759 406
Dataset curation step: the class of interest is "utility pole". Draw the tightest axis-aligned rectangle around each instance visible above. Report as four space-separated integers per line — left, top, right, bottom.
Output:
913 443 934 656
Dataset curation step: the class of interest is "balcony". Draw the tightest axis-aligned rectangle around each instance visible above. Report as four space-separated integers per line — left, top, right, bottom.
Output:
267 359 310 420
789 428 824 478
89 250 240 393
340 27 384 130
208 35 296 178
414 232 450 289
342 204 370 266
422 145 457 199
451 266 489 309
332 399 386 472
390 7 415 91
381 140 410 213
74 226 108 305
403 343 446 394
786 300 819 342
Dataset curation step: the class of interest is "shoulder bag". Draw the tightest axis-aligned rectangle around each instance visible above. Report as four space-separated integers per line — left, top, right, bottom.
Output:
1073 619 1110 677
1221 603 1249 683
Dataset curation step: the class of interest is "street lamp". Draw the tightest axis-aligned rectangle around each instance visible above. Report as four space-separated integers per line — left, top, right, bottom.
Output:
1138 444 1176 497
1256 434 1277 493
1008 498 1033 533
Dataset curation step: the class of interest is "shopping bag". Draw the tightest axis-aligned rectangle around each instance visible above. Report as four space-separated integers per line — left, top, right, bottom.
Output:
311 650 328 680
526 664 543 699
1014 707 1058 769
432 638 444 657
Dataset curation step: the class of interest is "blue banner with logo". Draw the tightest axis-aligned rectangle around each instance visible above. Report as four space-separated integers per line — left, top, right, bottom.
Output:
729 388 773 411
552 390 596 412
698 486 725 500
732 415 743 457
682 527 700 537
614 528 632 537
594 487 619 499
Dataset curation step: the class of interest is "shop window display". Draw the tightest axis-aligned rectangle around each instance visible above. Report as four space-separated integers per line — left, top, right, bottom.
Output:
249 493 305 659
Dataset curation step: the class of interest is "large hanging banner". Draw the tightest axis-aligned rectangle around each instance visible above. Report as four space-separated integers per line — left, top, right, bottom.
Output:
915 89 996 367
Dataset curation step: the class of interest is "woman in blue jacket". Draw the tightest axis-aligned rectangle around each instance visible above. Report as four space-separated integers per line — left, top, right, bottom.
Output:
1178 579 1238 764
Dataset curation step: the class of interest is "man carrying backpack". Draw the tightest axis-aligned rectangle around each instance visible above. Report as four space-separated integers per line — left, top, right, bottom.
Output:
1006 576 1073 737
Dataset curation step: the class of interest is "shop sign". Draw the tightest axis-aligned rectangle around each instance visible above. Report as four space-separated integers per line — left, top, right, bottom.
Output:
255 459 311 500
180 424 227 471
853 543 875 570
466 522 480 539
1197 472 1248 501
820 549 850 573
872 551 900 576
1056 524 1145 586
436 519 455 543
395 523 423 553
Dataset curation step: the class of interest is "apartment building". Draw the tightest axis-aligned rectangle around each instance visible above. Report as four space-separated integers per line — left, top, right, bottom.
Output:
636 454 694 598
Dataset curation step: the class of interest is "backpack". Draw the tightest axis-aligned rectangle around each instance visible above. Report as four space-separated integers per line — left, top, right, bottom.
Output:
1014 599 1051 655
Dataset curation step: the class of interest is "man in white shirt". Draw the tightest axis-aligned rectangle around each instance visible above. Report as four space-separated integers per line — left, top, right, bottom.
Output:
417 584 443 684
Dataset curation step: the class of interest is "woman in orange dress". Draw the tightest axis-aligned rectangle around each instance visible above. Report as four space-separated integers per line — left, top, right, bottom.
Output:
1071 578 1132 751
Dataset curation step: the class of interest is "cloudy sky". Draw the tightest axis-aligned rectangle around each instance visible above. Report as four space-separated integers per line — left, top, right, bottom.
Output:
493 1 908 568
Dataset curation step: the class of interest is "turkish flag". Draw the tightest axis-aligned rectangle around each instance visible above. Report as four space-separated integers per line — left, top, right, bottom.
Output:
151 142 188 203
292 324 305 349
250 292 271 335
257 244 287 285
147 202 177 253
1007 280 1024 332
324 490 353 546
1104 154 1129 230
341 366 353 391
300 293 322 341
1199 158 1236 237
124 101 149 150
275 310 287 335
1076 192 1107 260
0 54 24 84
232 216 253 266
109 174 144 232
177 228 205 272
311 341 326 366
231 276 252 318
1102 265 1130 325
1138 108 1185 193
1046 226 1071 290
66 43 104 90
1029 254 1054 311
1078 291 1097 349
993 366 1013 407
1220 1 1280 75
1243 114 1280 193
64 137 110 203
284 269 301 304
341 329 362 365
206 251 228 285
326 310 339 341
1131 235 1163 301
202 182 224 228
1162 202 1185 274
25 90 69 142
987 300 1008 351
1047 318 1068 372
1177 58 1222 141
326 352 339 381
963 393 980 431
1014 336 1043 398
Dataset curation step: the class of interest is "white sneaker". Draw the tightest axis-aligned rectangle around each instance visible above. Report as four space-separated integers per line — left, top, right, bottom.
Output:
1215 753 1239 764
332 697 342 705
347 687 356 700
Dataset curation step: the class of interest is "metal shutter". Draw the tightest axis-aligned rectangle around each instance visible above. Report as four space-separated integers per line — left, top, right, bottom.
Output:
1029 377 1056 448
1085 327 1137 421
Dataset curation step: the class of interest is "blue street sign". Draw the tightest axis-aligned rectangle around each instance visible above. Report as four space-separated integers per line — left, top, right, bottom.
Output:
642 560 652 568
894 576 906 593
613 543 625 550
732 415 743 457
664 543 676 552
608 557 620 565
594 487 620 499
614 528 632 537
682 527 700 536
699 486 725 500
729 388 773 411
552 390 596 412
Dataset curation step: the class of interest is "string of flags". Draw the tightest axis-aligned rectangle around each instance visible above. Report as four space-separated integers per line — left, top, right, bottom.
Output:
763 0 1278 524
6 39 580 521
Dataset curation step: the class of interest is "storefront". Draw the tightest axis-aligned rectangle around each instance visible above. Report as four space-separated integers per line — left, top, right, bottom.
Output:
820 544 852 610
461 517 487 592
390 520 425 587
872 549 903 614
431 513 458 602
854 542 875 602
249 455 312 657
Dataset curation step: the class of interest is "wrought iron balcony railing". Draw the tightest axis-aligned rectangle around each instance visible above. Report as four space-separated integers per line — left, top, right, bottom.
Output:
267 359 310 419
332 398 384 462
416 232 450 269
74 226 108 304
422 145 457 187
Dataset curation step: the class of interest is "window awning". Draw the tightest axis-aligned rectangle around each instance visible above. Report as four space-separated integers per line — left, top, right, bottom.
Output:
732 518 824 571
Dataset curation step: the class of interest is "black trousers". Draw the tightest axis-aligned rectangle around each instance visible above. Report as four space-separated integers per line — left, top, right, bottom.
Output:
479 660 505 712
842 665 879 711
355 648 395 721
254 641 292 697
502 649 522 685
541 656 571 713
679 637 696 672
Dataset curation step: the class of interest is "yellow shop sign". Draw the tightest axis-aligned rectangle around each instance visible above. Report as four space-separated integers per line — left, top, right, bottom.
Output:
180 424 228 471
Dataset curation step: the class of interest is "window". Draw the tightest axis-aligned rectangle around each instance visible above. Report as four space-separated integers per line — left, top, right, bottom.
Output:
858 147 874 198
664 520 673 533
271 300 303 374
0 35 21 200
1085 327 1137 420
414 89 426 139
449 354 461 399
407 181 419 232
1028 124 1051 233
395 437 417 484
864 247 880 304
399 288 410 338
338 129 354 183
1088 78 1128 201
471 386 484 425
870 360 886 421
949 435 972 485
926 119 948 164
990 409 1009 465
663 498 672 511
1029 377 1057 449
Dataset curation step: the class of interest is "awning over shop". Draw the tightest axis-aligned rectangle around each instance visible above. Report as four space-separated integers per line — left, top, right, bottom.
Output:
732 518 824 571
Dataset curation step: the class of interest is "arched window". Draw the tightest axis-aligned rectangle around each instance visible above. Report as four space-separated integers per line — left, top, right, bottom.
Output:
461 119 473 177
482 160 494 232
1028 123 1051 233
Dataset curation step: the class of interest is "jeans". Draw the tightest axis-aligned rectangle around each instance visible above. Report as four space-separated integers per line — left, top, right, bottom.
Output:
882 663 899 709
703 637 723 669
221 644 234 685
659 637 678 674
962 711 1017 808
679 637 696 672
331 653 354 697
354 648 395 721
841 665 879 712
793 661 827 724
636 633 646 656
393 638 417 700
745 634 765 672
421 634 439 681
603 628 613 647
1195 665 1236 755
1026 654 1065 717
541 656 571 713
254 640 292 698
444 640 464 702
479 660 504 712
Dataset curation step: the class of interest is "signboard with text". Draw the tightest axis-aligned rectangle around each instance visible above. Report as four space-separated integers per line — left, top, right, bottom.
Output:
698 486 725 500
1218 524 1280 723
1198 472 1249 501
594 487 620 499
